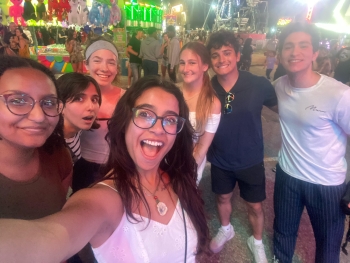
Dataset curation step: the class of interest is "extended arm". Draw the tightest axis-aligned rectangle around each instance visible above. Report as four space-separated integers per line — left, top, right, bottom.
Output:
0 185 123 263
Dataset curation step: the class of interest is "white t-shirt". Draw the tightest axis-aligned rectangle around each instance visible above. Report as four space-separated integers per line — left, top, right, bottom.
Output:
274 74 350 185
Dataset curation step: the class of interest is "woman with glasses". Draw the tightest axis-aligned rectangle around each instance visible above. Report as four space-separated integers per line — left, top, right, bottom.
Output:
0 76 210 262
179 42 221 183
0 56 72 220
78 36 124 189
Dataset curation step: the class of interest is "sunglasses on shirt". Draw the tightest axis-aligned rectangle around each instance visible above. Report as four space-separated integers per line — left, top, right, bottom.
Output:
224 92 234 114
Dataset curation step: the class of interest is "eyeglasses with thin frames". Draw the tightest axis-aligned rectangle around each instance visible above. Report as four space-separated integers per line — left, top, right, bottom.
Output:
224 92 234 114
0 93 64 117
132 107 185 135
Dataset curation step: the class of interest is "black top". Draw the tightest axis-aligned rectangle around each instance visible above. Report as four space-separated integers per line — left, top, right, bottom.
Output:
334 60 350 84
241 45 253 60
207 71 277 171
127 37 142 64
36 3 46 20
23 1 36 21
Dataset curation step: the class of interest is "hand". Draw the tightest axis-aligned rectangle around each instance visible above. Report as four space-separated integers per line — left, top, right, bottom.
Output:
348 203 350 209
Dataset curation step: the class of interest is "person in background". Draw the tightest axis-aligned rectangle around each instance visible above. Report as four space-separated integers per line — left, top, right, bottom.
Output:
23 0 36 21
78 37 124 191
139 27 167 76
264 50 276 80
273 22 350 263
58 27 68 44
16 28 30 58
333 47 350 85
314 46 332 76
127 28 144 84
166 25 181 82
9 36 19 54
36 0 46 21
79 28 87 44
0 77 210 263
161 32 169 80
179 42 221 183
240 37 253 71
65 30 84 73
3 22 17 45
0 55 72 221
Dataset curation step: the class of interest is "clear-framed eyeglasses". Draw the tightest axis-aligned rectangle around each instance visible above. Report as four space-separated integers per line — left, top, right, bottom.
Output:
0 93 64 117
132 107 186 135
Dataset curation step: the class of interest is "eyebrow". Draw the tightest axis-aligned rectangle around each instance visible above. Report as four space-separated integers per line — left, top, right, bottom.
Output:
136 103 179 116
284 41 311 46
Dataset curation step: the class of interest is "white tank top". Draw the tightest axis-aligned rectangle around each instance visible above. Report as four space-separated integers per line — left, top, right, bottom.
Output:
92 183 198 263
189 112 221 182
80 119 109 164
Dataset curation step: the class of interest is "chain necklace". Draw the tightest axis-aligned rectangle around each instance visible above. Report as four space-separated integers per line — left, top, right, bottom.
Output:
184 92 200 102
140 175 168 216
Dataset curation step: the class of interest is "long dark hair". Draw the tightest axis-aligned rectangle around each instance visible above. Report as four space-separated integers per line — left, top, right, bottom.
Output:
100 76 210 255
0 55 65 153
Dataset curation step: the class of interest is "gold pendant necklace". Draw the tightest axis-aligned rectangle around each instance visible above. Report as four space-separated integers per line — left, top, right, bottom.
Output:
141 175 168 216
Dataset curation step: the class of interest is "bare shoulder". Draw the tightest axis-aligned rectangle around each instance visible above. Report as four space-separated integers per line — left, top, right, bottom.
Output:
211 96 222 114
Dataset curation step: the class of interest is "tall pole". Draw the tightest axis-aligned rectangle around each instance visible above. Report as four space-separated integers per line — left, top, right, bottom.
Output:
202 6 212 29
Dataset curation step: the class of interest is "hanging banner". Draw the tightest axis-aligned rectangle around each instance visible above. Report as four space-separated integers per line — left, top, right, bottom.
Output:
164 14 176 26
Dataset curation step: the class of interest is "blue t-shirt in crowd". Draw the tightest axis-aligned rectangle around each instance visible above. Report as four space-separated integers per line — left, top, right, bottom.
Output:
208 70 277 171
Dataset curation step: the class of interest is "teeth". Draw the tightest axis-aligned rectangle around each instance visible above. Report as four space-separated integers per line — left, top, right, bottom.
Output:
142 140 163 147
97 74 109 78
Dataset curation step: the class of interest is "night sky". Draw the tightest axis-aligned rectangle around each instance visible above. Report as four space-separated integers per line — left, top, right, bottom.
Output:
176 0 345 29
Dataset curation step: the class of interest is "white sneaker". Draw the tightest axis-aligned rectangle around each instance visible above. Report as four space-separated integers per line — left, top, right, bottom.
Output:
209 224 235 253
247 236 268 263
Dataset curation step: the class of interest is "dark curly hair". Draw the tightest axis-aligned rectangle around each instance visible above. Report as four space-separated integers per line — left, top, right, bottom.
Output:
0 55 65 154
100 76 210 256
206 30 240 54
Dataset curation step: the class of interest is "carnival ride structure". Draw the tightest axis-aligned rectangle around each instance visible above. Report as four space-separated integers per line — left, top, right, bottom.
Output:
211 0 268 32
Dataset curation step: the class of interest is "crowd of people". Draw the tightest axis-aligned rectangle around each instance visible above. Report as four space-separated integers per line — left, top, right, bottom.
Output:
0 21 350 263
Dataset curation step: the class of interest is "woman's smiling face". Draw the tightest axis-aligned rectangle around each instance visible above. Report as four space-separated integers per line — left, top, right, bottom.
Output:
85 49 118 88
0 68 59 149
125 87 179 174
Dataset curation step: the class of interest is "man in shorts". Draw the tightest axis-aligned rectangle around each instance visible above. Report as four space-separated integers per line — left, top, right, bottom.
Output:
273 22 350 263
206 30 277 263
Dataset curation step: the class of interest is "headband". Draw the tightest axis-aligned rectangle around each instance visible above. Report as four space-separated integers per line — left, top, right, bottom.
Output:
85 40 118 60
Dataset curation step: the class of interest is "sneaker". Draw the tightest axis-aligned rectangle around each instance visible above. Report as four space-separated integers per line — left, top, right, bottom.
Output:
247 236 268 263
209 225 235 253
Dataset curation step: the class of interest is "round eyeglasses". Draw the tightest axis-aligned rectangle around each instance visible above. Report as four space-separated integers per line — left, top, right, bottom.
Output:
0 93 64 117
224 92 234 114
132 107 185 135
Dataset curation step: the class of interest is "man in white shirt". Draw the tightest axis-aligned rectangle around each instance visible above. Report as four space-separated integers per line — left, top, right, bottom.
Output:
273 22 350 263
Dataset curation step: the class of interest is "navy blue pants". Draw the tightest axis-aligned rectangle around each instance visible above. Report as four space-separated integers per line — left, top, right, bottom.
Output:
142 59 158 76
273 164 346 263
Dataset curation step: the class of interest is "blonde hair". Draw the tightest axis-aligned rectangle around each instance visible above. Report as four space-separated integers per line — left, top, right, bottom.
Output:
181 42 217 134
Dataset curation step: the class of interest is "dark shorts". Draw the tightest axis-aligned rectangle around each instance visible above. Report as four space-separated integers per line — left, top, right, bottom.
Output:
211 162 266 203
